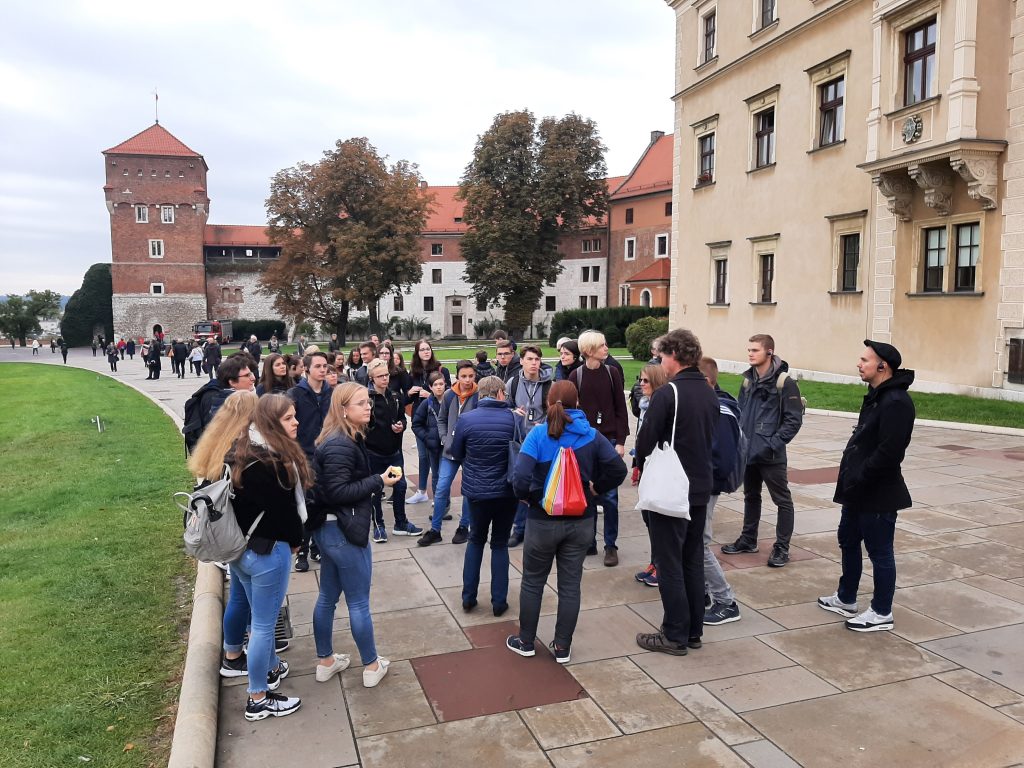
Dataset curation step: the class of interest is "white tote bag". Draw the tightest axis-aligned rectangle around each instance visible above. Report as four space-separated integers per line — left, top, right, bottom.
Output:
635 383 691 519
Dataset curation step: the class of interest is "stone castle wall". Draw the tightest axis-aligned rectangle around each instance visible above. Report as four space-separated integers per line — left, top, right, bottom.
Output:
113 293 208 342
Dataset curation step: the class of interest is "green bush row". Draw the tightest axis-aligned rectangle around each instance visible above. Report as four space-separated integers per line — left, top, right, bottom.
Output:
548 306 669 348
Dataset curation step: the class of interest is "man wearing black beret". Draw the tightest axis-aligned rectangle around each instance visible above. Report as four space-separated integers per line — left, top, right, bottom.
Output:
818 340 915 632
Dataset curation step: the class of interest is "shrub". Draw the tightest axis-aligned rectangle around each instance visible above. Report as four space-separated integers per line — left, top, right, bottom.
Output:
548 306 669 348
625 316 670 361
229 319 287 341
473 314 503 339
61 264 113 345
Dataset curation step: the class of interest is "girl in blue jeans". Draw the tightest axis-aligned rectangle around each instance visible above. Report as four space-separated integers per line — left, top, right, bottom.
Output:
311 382 398 688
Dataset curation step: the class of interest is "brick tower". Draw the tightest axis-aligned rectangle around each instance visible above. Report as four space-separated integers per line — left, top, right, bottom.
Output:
103 124 210 342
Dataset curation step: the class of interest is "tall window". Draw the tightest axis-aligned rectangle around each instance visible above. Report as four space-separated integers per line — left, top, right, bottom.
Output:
625 237 636 261
476 297 487 311
580 296 589 309
393 294 404 311
904 19 936 106
656 234 669 257
841 233 860 291
592 265 600 282
703 11 716 63
581 266 590 282
431 243 443 255
135 205 148 223
819 77 845 147
759 253 775 302
755 108 775 168
955 222 980 292
640 290 652 308
590 296 598 309
625 208 634 224
714 259 728 304
760 0 776 29
698 133 715 184
161 205 174 224
620 285 631 306
545 296 556 311
432 268 442 284
423 296 434 312
665 201 672 216
923 227 946 292
149 239 164 258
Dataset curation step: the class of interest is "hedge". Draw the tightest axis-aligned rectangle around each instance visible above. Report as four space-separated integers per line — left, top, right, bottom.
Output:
548 306 669 348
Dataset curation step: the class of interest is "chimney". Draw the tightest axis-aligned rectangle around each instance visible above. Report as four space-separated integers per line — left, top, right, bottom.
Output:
650 130 665 144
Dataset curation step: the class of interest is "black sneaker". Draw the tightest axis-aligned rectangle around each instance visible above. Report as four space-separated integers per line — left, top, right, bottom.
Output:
452 526 469 545
549 641 571 664
635 631 688 656
721 539 758 555
310 545 321 563
704 601 742 626
767 545 789 568
275 637 290 653
586 542 598 556
508 532 524 548
219 653 247 678
688 637 703 649
417 528 442 546
294 553 309 572
506 635 536 657
266 659 290 691
244 691 301 721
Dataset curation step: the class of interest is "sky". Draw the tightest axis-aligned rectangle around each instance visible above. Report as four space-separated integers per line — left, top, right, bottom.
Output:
0 0 675 295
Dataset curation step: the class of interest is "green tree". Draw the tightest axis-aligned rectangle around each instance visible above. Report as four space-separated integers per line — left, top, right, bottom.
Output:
0 290 62 346
60 264 113 346
259 138 432 344
459 110 608 338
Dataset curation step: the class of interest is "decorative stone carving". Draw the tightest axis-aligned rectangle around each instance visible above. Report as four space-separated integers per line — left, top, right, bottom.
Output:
950 156 999 210
874 171 914 222
908 164 954 216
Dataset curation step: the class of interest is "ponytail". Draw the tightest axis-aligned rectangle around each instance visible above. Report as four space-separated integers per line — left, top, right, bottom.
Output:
546 380 579 439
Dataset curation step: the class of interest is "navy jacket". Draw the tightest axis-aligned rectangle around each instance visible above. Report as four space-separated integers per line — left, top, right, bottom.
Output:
711 389 742 495
288 378 333 461
411 395 442 453
512 408 627 522
449 399 516 499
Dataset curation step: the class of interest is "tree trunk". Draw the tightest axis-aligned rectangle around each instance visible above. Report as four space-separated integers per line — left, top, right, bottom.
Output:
503 296 534 341
368 302 381 336
334 300 351 346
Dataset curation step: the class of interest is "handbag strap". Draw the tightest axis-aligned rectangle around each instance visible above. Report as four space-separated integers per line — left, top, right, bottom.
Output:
667 382 679 449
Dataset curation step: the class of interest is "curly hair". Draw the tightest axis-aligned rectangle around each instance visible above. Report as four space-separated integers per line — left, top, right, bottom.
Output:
655 329 703 368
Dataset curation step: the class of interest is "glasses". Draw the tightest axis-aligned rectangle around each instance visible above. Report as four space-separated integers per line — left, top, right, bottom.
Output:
373 373 390 380
640 377 651 383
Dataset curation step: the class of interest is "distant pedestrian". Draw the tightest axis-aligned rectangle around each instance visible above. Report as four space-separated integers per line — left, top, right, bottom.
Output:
31 339 40 355
107 342 119 372
204 339 222 380
50 338 56 354
117 338 126 359
147 339 162 380
474 349 495 381
172 338 189 379
59 338 68 364
126 338 135 360
328 333 340 353
189 343 204 376
242 335 262 365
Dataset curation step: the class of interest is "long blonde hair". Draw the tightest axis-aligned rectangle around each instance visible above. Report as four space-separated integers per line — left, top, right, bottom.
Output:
317 382 368 445
187 390 259 481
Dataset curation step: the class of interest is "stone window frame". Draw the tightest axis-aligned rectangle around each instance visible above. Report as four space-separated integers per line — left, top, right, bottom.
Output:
826 210 867 293
431 268 442 284
431 243 443 256
748 234 780 305
909 214 985 295
149 282 164 295
655 233 670 259
695 1 718 67
589 295 598 309
691 113 719 188
640 289 652 308
619 284 631 306
581 266 591 282
423 296 435 312
624 236 637 261
135 205 148 223
393 294 404 312
707 240 731 306
806 51 851 152
160 205 175 224
592 265 601 282
148 239 164 259
883 1 941 114
745 86 780 172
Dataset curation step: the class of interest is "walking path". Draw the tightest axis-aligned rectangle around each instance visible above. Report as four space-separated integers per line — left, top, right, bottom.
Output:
9 346 1024 767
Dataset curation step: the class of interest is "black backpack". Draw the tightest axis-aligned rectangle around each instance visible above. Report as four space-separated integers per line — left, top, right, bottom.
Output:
182 384 218 457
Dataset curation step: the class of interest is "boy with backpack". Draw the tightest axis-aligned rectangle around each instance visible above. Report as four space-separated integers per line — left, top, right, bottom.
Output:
698 357 743 626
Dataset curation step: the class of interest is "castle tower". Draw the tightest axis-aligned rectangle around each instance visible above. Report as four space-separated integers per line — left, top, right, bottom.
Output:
103 124 210 342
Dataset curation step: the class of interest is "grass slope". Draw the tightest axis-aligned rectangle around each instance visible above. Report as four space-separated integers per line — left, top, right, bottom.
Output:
0 364 192 767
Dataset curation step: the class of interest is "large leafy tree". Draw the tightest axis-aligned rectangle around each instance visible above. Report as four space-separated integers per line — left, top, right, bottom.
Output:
260 138 432 344
459 110 608 338
0 290 62 346
60 263 113 346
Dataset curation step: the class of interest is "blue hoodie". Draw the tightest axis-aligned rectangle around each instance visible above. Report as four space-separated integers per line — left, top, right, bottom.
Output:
512 408 627 522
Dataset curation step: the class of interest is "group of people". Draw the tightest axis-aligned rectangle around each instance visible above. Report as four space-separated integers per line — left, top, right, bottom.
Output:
180 324 916 721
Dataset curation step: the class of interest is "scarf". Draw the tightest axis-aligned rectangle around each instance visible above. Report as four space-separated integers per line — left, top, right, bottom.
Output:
452 380 479 404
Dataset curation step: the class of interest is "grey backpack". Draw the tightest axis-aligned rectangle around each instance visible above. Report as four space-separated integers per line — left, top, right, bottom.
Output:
174 465 263 563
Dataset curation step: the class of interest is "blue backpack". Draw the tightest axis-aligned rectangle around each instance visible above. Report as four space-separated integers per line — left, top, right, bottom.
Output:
718 401 748 494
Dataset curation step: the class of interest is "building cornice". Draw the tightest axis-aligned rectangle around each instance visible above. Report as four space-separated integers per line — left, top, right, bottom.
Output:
857 139 1007 175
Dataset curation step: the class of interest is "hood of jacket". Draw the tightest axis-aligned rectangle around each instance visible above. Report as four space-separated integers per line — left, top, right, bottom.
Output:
716 387 740 417
864 368 915 404
744 355 788 386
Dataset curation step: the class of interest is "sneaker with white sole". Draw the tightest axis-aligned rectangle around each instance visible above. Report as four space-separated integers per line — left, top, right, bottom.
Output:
363 656 390 688
845 607 894 632
372 523 388 543
817 593 858 618
244 691 301 721
704 601 742 626
219 652 247 678
393 521 423 536
506 635 536 657
407 490 429 504
266 659 290 691
549 641 571 664
315 653 351 683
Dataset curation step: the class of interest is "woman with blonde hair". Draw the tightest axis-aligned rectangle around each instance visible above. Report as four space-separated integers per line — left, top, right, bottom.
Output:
309 382 400 688
187 390 259 482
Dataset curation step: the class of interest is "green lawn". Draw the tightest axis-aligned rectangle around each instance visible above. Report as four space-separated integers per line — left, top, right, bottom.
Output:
0 364 192 767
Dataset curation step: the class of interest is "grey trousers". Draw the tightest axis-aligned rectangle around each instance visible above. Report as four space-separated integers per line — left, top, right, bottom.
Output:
704 495 735 604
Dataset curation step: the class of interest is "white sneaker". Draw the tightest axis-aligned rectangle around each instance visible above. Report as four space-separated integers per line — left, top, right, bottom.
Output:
817 593 858 618
363 656 390 688
845 607 894 632
315 653 351 683
407 490 429 504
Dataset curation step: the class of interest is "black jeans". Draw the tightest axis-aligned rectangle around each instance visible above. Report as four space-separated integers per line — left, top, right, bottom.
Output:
517 516 591 648
649 504 707 643
462 496 517 607
366 449 408 529
837 506 897 615
740 463 794 550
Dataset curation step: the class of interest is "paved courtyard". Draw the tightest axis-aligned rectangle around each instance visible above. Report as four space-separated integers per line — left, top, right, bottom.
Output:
12 346 1024 767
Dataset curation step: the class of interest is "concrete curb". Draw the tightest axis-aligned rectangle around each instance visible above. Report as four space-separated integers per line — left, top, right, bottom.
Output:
168 563 224 768
808 407 1024 437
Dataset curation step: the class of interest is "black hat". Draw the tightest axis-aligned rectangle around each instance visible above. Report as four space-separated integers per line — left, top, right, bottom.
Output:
863 339 902 370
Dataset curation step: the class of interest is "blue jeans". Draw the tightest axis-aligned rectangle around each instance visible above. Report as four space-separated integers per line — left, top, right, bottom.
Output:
462 496 517 607
512 501 529 537
227 541 291 694
430 457 470 532
594 487 619 550
837 507 897 615
312 522 378 666
415 435 432 492
366 449 408 528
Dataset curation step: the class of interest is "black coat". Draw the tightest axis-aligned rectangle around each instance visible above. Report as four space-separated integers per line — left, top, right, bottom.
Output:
288 378 333 461
365 385 407 456
172 341 189 361
313 433 384 547
230 448 304 548
834 370 916 511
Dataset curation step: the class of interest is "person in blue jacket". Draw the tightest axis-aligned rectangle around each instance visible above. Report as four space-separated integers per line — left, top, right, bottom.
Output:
410 372 446 505
450 376 518 616
506 380 627 663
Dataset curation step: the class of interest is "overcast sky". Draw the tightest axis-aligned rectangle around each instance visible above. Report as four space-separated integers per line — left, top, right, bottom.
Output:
0 1 675 295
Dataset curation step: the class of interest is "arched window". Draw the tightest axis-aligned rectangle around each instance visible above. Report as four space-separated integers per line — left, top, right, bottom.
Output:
640 289 652 308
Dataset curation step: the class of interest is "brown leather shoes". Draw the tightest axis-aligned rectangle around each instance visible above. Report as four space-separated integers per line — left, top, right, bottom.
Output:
603 547 619 567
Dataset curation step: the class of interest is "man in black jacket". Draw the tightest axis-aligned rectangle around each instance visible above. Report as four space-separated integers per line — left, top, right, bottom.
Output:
634 329 718 655
819 340 915 633
722 334 803 567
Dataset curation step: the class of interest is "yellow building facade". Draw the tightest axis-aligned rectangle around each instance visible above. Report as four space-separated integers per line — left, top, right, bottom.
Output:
666 0 1024 398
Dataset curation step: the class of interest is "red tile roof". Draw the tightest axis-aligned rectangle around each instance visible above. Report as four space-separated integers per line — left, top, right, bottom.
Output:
103 123 204 159
626 259 671 283
610 135 673 200
204 225 272 247
421 185 467 233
